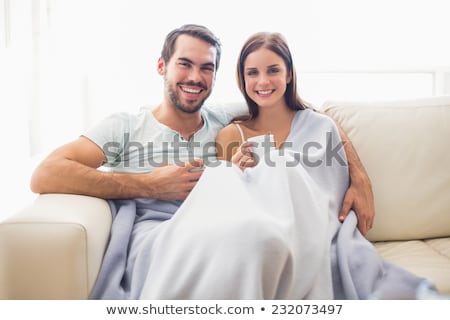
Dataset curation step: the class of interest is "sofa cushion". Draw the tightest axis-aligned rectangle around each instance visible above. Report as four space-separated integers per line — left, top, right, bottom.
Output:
323 96 450 242
374 239 450 294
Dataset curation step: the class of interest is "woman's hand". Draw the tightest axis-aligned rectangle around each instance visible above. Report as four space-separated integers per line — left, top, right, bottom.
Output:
231 142 257 171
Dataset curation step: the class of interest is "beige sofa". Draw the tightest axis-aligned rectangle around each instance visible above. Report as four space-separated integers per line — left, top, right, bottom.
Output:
1 96 449 299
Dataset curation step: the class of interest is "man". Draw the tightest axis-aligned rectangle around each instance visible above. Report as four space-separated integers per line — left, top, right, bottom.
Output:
31 24 374 233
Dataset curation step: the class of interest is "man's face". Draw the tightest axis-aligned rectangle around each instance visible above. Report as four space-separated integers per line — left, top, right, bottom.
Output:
159 35 217 114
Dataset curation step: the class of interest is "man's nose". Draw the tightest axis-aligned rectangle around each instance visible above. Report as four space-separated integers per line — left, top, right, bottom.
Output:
187 67 202 82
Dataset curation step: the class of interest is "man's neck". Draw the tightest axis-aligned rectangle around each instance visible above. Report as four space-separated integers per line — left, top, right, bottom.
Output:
153 103 204 140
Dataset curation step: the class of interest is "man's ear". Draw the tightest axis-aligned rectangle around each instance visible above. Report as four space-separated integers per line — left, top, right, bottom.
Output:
157 57 165 75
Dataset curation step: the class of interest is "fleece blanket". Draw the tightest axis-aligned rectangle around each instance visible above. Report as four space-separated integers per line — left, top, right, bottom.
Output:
89 110 434 299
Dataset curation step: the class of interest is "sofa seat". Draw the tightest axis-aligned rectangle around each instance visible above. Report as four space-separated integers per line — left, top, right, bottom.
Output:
373 239 450 294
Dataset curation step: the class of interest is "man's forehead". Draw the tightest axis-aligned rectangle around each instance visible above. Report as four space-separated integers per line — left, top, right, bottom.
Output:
172 34 217 64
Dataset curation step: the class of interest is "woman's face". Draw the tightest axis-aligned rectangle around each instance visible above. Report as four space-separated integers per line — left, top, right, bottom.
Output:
243 47 291 110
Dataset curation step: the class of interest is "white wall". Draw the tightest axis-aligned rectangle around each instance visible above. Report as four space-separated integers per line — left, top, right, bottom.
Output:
27 0 450 145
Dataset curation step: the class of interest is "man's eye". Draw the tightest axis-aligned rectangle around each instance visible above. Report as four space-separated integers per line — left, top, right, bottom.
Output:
202 66 214 73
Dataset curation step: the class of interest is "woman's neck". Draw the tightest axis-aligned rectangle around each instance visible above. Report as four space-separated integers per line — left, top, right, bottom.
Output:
242 104 297 149
250 105 296 133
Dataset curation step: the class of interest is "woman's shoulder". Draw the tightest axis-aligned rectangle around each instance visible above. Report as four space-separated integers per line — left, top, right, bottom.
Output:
215 122 245 160
298 108 337 127
216 122 243 142
288 109 339 140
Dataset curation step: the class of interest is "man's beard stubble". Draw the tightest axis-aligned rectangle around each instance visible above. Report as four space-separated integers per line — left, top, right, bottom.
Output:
164 76 211 114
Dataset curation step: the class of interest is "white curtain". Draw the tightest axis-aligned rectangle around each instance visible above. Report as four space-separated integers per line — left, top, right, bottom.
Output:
0 0 34 216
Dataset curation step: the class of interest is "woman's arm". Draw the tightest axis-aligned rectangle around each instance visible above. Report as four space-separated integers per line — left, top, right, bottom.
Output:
215 124 255 169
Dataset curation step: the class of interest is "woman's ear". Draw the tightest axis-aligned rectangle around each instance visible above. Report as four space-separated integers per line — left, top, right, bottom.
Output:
286 71 293 84
157 57 165 75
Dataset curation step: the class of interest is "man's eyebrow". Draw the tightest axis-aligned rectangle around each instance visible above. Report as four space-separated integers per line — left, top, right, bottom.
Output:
177 57 215 68
177 57 193 64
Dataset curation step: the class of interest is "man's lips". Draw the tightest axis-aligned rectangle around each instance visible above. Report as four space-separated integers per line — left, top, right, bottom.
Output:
180 86 203 94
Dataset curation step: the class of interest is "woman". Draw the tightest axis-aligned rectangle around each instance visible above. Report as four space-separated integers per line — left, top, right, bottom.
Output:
208 32 436 299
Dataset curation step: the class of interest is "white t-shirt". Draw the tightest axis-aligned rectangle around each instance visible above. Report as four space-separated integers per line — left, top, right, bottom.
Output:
84 104 244 173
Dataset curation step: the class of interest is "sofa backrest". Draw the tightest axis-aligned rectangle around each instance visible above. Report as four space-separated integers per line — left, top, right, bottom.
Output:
323 96 450 242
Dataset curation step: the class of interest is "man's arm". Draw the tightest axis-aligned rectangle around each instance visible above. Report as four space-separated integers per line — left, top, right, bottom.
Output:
334 123 375 235
30 136 203 200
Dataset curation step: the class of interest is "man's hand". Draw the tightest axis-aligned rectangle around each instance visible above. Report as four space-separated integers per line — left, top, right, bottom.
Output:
324 110 375 235
338 169 375 235
148 159 205 200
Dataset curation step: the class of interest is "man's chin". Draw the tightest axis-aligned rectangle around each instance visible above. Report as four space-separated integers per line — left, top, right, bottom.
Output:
176 100 206 114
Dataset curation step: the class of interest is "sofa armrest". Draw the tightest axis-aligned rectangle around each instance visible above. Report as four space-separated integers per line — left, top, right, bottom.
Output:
0 194 111 299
